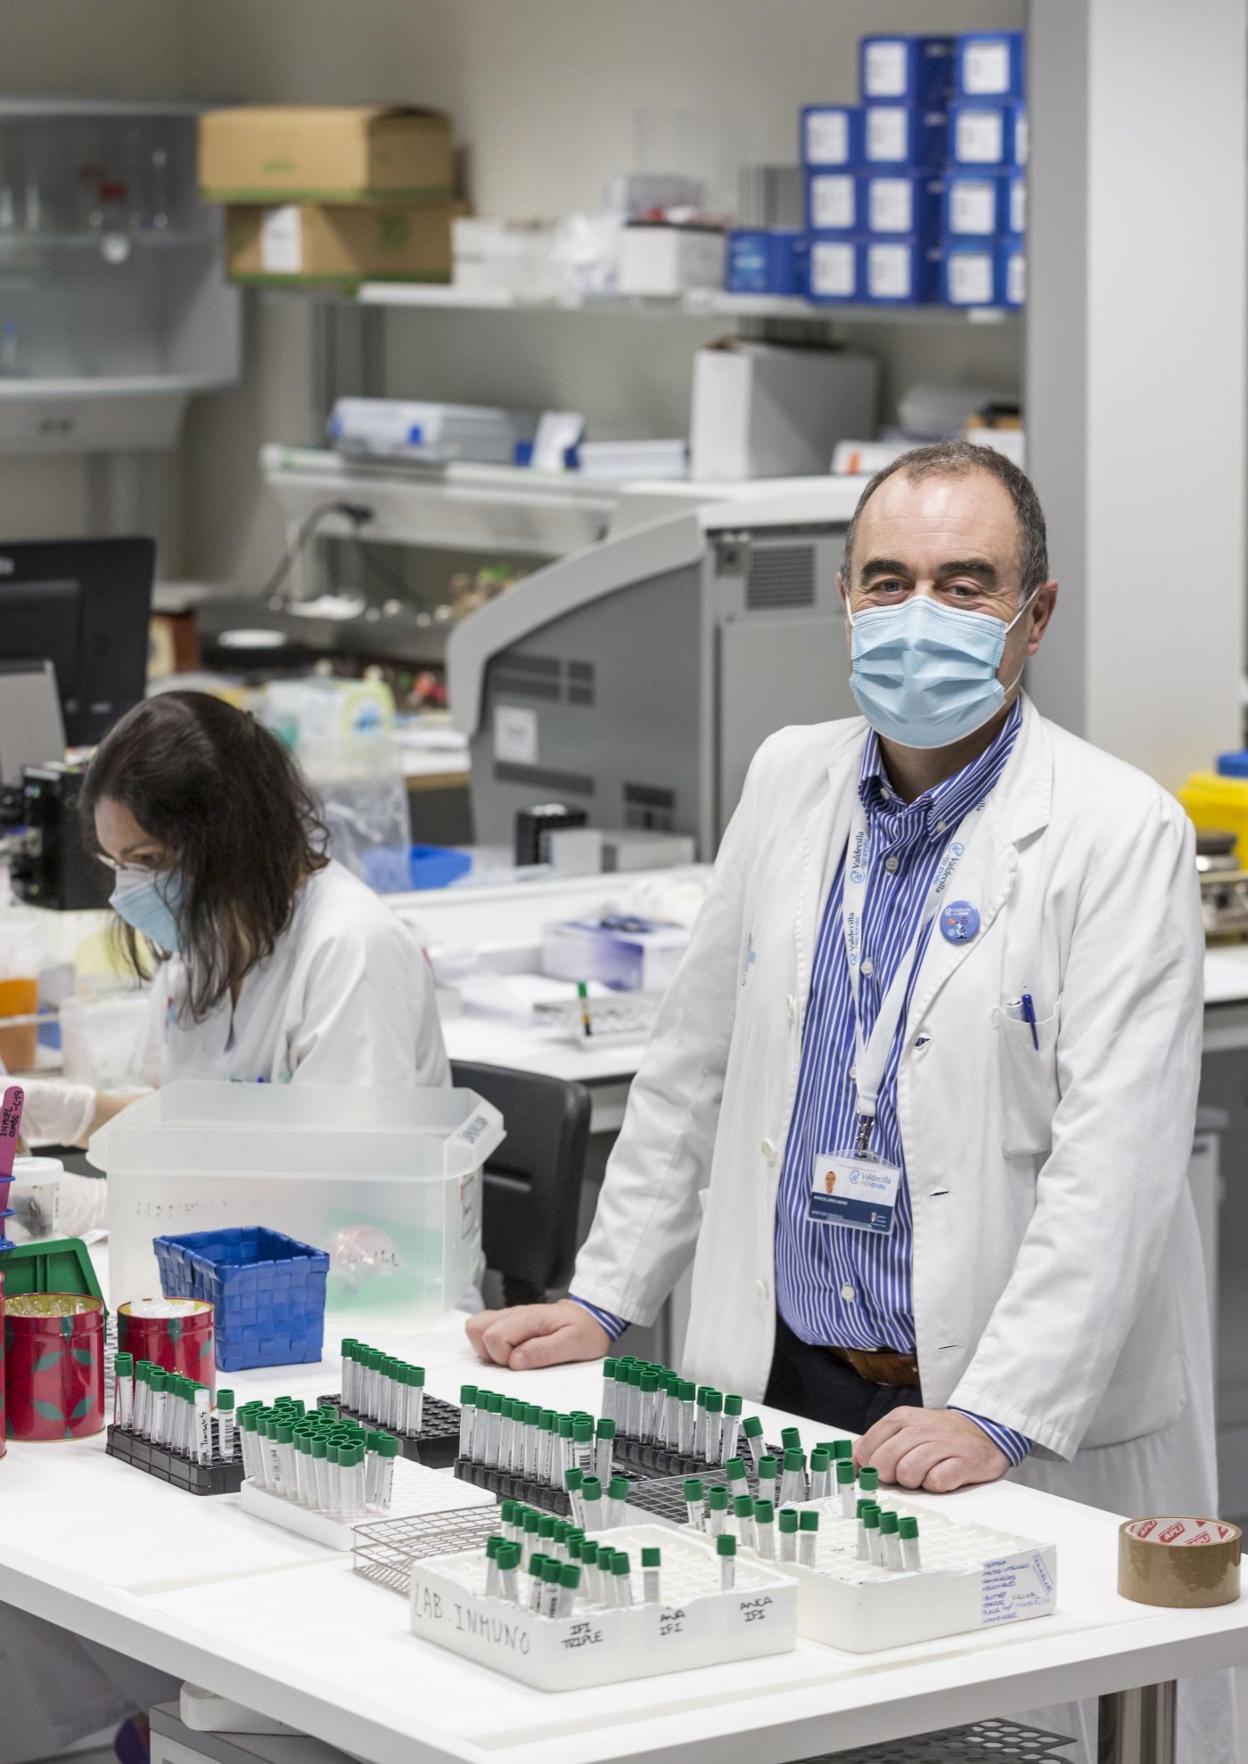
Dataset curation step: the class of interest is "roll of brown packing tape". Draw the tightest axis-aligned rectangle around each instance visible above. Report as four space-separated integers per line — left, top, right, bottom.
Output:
1118 1516 1242 1608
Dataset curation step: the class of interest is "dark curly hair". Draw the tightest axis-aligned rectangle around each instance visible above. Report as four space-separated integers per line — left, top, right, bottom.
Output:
80 691 329 1023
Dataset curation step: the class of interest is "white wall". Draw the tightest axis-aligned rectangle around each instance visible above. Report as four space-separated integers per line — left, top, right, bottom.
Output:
176 0 1025 591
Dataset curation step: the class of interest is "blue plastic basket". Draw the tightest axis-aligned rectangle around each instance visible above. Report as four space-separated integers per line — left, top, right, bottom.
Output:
153 1227 329 1372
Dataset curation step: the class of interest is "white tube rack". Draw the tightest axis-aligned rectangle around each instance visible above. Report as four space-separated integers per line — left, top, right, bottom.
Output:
409 1522 798 1690
238 1456 495 1552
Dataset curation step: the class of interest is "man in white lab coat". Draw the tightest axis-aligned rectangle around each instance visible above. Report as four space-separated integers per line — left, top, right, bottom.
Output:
469 442 1223 1758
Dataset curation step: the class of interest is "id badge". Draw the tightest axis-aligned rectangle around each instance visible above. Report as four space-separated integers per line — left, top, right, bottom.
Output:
810 1151 902 1233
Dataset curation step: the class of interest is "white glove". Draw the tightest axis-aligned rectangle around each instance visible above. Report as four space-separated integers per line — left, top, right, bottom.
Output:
18 1077 97 1148
58 1171 109 1237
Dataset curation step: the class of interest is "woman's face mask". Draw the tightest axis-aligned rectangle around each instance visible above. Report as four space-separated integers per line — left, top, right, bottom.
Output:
109 868 184 953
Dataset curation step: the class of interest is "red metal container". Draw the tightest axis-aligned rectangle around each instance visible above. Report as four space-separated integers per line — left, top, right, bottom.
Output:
118 1298 215 1396
5 1293 105 1441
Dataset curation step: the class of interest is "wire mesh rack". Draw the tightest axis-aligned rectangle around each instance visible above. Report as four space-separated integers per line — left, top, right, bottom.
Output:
352 1509 502 1597
802 1719 1074 1761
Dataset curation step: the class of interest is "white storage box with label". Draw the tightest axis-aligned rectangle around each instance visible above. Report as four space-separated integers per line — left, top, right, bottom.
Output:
950 100 1028 169
92 1080 503 1316
859 35 954 104
763 1498 1056 1653
955 30 1026 99
410 1523 798 1690
690 339 879 478
808 237 865 305
943 171 1011 237
328 397 536 465
864 105 948 169
865 174 942 237
805 171 863 235
865 239 941 305
802 104 865 169
542 917 690 994
942 240 1004 308
618 223 725 296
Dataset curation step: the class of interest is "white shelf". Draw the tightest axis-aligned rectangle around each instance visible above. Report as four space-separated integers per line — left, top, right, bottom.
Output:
357 281 1021 327
0 373 235 401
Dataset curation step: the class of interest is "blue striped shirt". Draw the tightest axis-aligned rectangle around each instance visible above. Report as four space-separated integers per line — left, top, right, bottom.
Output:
573 701 1030 1467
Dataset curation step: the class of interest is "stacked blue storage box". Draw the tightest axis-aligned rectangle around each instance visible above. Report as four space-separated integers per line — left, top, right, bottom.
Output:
803 34 953 307
942 31 1027 309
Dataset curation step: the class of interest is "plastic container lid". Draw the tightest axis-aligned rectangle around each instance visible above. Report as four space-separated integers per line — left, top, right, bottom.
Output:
581 1475 602 1499
717 1534 737 1556
799 1509 820 1531
1217 751 1248 778
733 1493 754 1517
683 1477 705 1502
863 1506 881 1529
573 1418 593 1441
899 1515 919 1539
560 1563 581 1588
778 1508 798 1533
880 1510 899 1534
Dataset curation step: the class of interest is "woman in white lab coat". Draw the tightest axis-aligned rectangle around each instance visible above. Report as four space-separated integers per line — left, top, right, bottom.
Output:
3 691 450 1764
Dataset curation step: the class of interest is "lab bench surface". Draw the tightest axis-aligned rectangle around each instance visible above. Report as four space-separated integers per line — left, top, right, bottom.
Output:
0 1321 1245 1764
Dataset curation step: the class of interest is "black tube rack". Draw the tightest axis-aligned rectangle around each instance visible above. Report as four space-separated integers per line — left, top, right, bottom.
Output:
106 1424 244 1496
317 1392 461 1469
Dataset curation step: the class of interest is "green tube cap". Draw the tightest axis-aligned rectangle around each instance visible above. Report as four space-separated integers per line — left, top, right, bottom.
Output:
859 1466 880 1491
683 1477 705 1502
608 1476 629 1500
641 1547 661 1568
743 1414 765 1439
836 1459 856 1485
899 1515 919 1539
707 1485 729 1512
754 1498 774 1522
717 1533 737 1557
725 1457 747 1481
783 1447 805 1471
733 1493 754 1518
778 1508 798 1534
758 1455 778 1480
781 1426 802 1450
799 1509 820 1532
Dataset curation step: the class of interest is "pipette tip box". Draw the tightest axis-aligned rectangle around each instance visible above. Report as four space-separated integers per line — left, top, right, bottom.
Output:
319 1392 461 1469
106 1424 244 1497
410 1522 798 1690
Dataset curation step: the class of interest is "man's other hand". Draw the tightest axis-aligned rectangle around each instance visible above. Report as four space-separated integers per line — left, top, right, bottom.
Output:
855 1407 1010 1493
466 1300 611 1372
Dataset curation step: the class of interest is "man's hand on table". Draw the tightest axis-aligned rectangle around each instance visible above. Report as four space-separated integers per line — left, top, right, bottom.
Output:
466 1299 611 1371
855 1406 1010 1493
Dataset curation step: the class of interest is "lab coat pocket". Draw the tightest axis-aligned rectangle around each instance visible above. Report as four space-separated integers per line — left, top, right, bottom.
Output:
994 1001 1060 1156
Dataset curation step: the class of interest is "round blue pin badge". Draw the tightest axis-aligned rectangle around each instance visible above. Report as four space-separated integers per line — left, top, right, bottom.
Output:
940 900 981 944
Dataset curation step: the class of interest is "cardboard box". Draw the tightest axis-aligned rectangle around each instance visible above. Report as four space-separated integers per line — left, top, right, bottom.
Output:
200 106 453 203
860 35 955 104
690 339 879 480
224 202 454 286
618 222 726 296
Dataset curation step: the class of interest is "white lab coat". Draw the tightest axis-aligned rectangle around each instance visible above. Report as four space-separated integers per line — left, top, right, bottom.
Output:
0 861 451 1763
136 858 449 1090
574 697 1227 1761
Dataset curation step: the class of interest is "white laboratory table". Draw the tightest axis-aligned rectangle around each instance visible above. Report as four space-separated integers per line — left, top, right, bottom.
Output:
0 1311 1244 1764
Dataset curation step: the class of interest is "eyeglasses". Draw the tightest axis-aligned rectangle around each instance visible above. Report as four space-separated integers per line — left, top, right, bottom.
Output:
94 853 169 883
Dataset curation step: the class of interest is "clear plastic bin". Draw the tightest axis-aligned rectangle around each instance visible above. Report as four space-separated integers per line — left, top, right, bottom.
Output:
59 991 150 1089
88 1080 502 1319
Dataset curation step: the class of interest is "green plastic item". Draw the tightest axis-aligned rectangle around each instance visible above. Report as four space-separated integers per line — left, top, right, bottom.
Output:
0 1236 104 1304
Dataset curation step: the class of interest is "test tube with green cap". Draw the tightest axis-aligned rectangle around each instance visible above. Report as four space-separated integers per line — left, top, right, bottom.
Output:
721 1393 743 1463
113 1352 134 1430
611 1549 633 1607
216 1389 235 1462
541 1557 563 1618
523 1508 541 1545
537 1409 555 1484
193 1387 211 1467
313 1430 332 1510
778 1506 799 1563
641 1546 662 1604
564 1466 585 1529
601 1357 618 1424
683 1476 705 1531
485 1535 503 1599
638 1369 659 1441
367 1433 387 1507
458 1386 477 1460
553 1519 569 1561
581 1538 601 1601
297 1431 317 1506
538 1513 557 1547
798 1508 820 1567
596 1546 616 1605
555 1414 574 1481
528 1554 547 1611
899 1515 922 1571
757 1453 778 1506
577 1473 600 1530
859 1465 880 1495
780 1425 802 1452
626 1363 644 1437
149 1369 168 1447
375 1434 398 1512
522 1403 539 1478
725 1456 750 1500
485 1392 504 1468
879 1510 902 1570
555 1561 581 1618
833 1438 854 1462
827 1459 851 1516
862 1505 882 1564
742 1413 766 1473
340 1339 358 1410
132 1362 150 1439
594 1417 616 1486
754 1497 776 1559
606 1474 630 1529
408 1364 425 1435
779 1447 807 1507
702 1389 724 1464
572 1414 595 1475
717 1532 737 1591
809 1446 832 1502
496 1395 514 1469
678 1380 697 1455
707 1484 729 1537
733 1493 756 1551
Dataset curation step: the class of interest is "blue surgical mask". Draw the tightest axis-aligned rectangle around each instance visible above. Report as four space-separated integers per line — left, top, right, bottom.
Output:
847 591 1036 750
109 871 184 953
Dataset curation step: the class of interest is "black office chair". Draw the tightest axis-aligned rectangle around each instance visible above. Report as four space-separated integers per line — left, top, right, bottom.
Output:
451 1060 592 1306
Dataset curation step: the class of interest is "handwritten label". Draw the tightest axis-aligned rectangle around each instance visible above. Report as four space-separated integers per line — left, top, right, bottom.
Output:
980 1550 1056 1626
740 1593 775 1625
560 1620 604 1652
659 1604 687 1638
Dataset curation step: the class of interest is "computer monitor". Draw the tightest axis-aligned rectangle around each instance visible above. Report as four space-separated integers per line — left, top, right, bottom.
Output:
0 537 156 747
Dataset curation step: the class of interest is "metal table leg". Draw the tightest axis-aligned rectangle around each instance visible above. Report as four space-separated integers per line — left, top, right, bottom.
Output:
1099 1681 1178 1763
